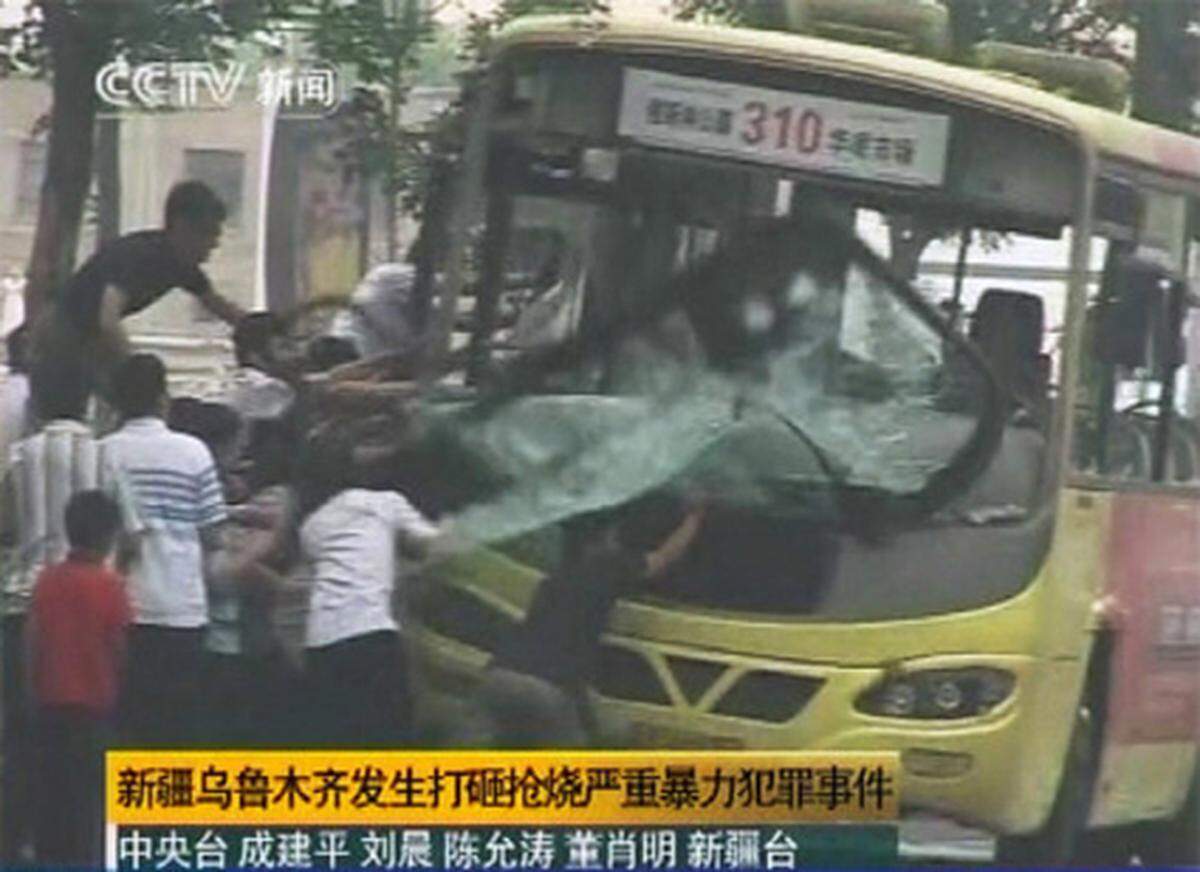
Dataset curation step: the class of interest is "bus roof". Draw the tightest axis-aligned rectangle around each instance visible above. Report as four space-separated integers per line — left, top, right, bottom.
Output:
495 15 1200 185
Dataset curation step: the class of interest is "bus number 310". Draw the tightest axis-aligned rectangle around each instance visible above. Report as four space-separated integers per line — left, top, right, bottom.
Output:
742 100 823 153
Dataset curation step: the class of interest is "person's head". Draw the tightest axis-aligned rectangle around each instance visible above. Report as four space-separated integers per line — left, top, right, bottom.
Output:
306 336 360 373
111 353 168 421
6 324 27 374
164 181 226 266
296 430 356 519
233 312 284 369
65 490 122 557
246 417 296 490
30 358 91 423
169 398 241 468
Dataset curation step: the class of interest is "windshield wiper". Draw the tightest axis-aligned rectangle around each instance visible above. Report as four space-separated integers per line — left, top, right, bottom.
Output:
752 399 903 541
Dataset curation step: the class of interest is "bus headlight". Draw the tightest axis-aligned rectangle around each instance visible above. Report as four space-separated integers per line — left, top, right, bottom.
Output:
856 668 1015 720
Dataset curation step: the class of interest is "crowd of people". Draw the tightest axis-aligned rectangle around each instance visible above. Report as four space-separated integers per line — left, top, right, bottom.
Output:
0 179 453 867
0 180 712 868
0 319 447 864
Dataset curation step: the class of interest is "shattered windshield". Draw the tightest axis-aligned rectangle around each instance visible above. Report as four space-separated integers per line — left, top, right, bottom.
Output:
430 190 1006 548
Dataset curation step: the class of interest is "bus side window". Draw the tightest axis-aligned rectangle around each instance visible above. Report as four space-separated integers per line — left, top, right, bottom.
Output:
1072 231 1190 483
1177 200 1200 482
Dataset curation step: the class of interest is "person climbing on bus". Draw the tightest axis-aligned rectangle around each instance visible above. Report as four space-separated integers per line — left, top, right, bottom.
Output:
30 181 247 408
463 494 706 748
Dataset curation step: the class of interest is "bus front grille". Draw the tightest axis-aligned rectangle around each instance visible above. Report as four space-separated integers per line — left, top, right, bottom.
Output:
417 582 825 726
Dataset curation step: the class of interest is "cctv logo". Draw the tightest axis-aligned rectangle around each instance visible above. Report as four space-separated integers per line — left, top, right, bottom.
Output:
96 61 245 110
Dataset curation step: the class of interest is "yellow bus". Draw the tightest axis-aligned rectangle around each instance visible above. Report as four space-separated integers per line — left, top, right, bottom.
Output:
406 13 1200 863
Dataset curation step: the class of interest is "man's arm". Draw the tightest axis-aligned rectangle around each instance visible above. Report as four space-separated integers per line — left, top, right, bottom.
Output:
97 285 132 361
643 504 706 579
197 289 247 326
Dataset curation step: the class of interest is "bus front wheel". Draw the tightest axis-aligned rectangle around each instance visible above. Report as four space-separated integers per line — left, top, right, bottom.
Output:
995 706 1096 866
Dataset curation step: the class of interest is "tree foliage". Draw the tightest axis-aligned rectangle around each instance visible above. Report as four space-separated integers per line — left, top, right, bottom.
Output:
462 0 609 63
0 0 443 308
668 0 1197 130
943 0 1134 59
671 0 1138 55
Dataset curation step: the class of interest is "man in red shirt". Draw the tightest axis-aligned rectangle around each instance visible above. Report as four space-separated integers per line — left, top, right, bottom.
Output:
27 490 131 867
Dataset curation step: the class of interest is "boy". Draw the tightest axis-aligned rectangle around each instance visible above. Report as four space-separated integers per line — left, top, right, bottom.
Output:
27 490 130 867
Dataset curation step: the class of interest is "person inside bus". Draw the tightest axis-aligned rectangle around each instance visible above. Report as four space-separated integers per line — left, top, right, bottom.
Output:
29 181 246 409
463 496 706 748
675 216 895 404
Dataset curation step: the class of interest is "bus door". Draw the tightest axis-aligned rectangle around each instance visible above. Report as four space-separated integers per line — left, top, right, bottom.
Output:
1072 180 1200 827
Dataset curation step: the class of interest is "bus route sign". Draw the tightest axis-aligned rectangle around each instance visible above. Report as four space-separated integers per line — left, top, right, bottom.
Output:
618 67 950 188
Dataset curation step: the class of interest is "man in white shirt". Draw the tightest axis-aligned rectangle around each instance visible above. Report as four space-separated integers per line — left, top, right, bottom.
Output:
101 354 227 747
297 434 443 747
0 357 137 863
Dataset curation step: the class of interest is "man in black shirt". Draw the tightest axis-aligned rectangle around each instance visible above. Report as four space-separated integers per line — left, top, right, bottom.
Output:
30 181 246 404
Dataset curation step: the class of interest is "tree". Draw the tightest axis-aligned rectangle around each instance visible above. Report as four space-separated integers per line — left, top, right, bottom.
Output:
942 0 1134 61
461 0 610 63
0 0 296 321
1131 0 1199 131
672 0 1198 131
0 0 440 319
305 0 433 261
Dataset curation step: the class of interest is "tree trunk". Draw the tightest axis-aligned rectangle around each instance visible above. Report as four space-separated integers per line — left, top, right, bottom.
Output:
23 3 109 322
1132 0 1196 131
94 115 121 250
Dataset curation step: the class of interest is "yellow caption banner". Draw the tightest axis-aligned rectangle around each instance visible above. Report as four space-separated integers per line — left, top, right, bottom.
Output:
107 751 899 826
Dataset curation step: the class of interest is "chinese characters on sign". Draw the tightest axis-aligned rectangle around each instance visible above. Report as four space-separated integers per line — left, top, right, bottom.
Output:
112 825 899 870
105 751 900 870
618 68 950 187
114 762 896 815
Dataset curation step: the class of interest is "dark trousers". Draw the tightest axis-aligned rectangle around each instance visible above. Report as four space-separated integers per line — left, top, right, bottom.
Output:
306 631 411 748
202 652 258 747
1 615 32 864
120 626 204 748
33 706 109 868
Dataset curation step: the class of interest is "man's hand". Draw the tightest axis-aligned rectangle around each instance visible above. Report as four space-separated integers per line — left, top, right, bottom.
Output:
199 290 247 326
643 502 707 579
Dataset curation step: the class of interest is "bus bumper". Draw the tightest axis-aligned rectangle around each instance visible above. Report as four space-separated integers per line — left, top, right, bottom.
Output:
410 625 1085 838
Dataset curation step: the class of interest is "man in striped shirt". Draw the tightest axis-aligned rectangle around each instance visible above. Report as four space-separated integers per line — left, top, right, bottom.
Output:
0 358 138 863
101 354 227 747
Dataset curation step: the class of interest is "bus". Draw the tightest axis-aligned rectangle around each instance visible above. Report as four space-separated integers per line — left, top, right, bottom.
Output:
401 12 1200 864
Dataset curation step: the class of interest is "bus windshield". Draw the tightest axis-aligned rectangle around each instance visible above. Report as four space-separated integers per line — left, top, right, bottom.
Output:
478 190 998 499
424 53 1079 618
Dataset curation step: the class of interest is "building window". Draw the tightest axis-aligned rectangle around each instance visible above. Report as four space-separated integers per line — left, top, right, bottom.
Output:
12 139 47 225
184 148 245 227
